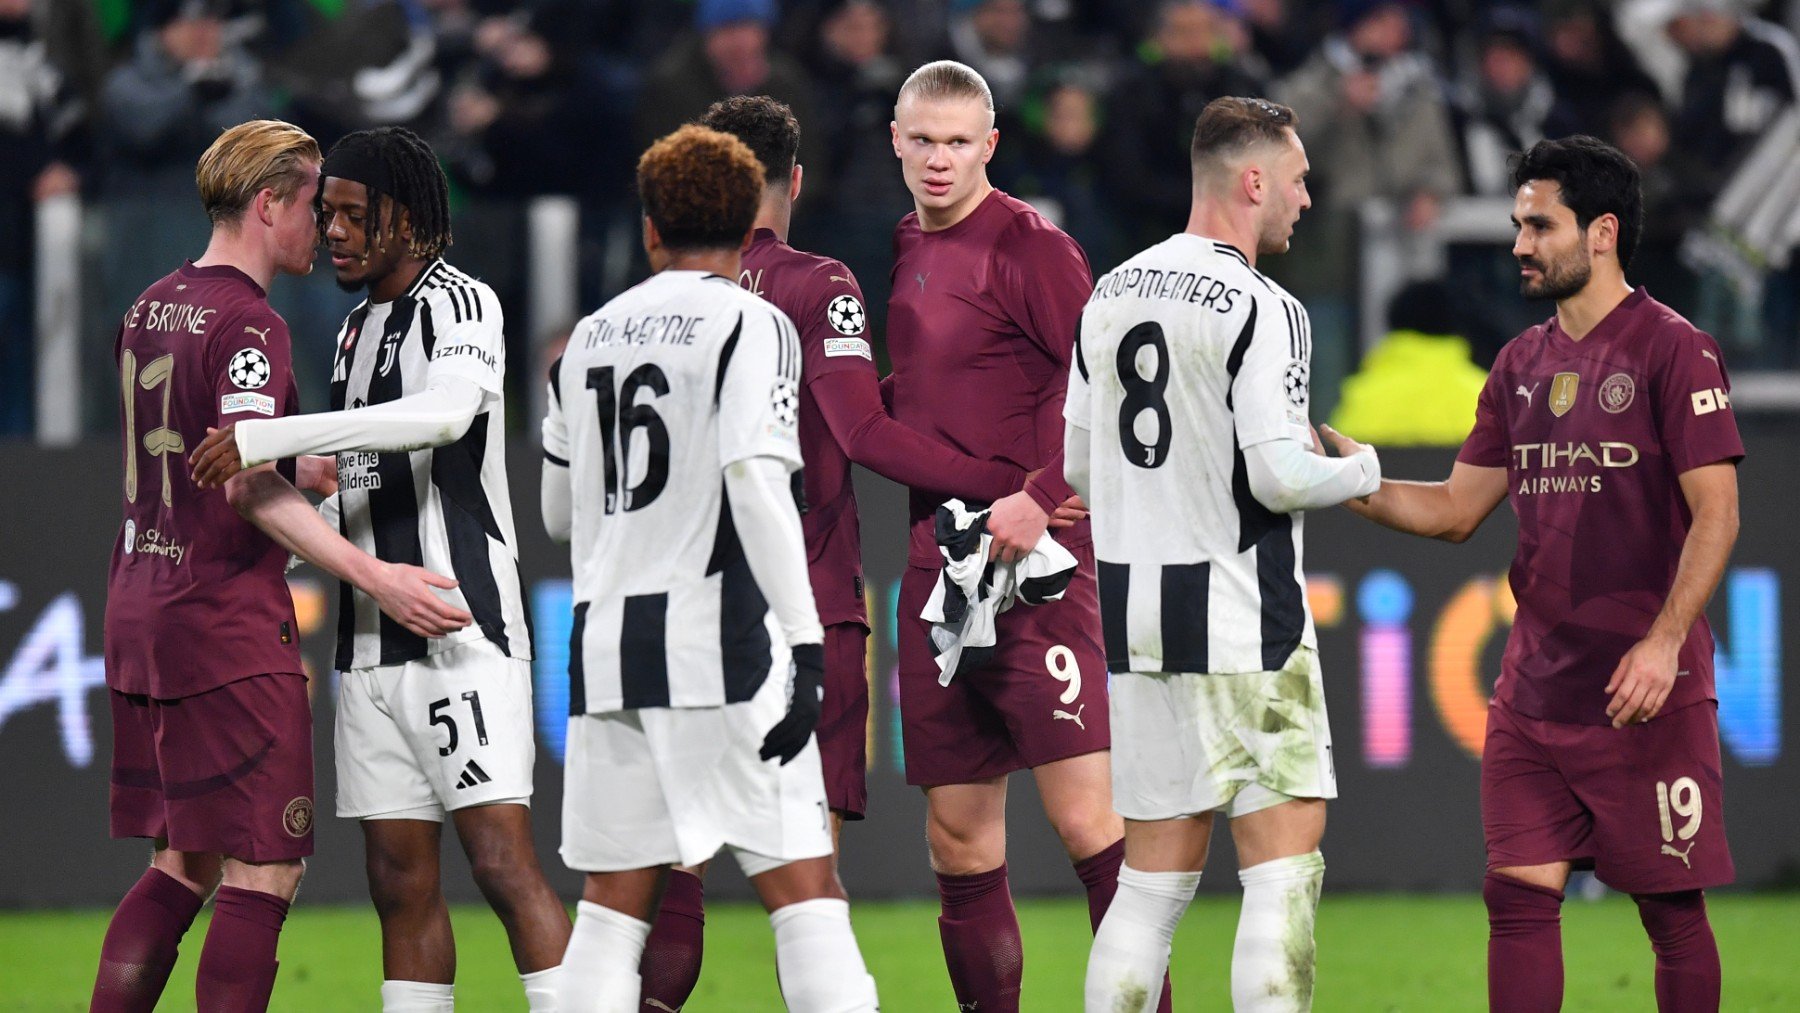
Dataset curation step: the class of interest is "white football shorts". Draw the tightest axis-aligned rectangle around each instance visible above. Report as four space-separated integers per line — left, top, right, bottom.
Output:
335 636 537 821
560 651 833 876
1110 646 1337 821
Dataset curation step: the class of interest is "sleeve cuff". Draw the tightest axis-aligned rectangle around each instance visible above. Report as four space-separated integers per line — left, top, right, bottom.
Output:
1024 476 1062 514
544 449 569 468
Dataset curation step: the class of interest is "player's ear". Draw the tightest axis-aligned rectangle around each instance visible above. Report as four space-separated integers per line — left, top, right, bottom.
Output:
790 163 803 204
890 120 901 159
982 126 998 164
1243 165 1265 208
1591 212 1619 258
641 214 661 258
254 186 278 228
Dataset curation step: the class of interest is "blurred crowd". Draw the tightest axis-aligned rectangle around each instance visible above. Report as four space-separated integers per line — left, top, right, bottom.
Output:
5 0 1800 437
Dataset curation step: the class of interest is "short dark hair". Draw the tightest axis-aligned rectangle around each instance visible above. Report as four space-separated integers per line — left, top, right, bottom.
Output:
637 125 764 251
697 95 801 187
1190 97 1298 178
1510 135 1643 270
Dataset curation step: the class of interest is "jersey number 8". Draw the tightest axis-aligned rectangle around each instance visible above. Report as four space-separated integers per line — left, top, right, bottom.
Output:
586 365 671 513
1117 322 1170 469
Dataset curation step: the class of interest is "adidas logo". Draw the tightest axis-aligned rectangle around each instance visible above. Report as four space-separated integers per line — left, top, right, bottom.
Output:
454 759 493 790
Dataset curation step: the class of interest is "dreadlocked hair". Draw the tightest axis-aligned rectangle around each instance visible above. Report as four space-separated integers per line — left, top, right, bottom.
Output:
323 126 453 260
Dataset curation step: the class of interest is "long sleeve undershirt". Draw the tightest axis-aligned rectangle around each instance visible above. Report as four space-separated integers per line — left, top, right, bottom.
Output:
809 370 1023 503
235 375 487 467
1243 436 1381 513
725 456 823 647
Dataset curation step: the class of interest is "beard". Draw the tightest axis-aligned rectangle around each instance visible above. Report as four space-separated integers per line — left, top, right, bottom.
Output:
1519 248 1592 300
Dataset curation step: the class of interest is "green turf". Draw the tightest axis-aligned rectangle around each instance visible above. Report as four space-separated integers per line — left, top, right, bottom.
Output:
3 894 1794 1010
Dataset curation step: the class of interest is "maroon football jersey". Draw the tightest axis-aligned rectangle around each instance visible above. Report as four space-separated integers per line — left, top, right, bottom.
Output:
741 229 874 627
1459 289 1744 725
105 262 305 699
887 191 1094 566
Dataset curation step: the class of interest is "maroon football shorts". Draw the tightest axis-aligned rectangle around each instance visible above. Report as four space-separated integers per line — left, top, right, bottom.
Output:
1483 699 1733 894
109 672 315 862
896 542 1111 787
817 622 871 820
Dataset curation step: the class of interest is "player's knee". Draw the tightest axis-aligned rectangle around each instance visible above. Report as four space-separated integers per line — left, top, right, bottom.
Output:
365 850 439 916
467 849 538 909
1046 803 1123 861
1633 890 1713 957
925 812 1005 875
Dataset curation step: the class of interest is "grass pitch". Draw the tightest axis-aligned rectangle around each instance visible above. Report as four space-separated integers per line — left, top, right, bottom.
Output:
2 893 1794 1010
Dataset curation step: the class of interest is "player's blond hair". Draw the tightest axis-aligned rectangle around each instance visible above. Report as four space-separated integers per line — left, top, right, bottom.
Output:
896 60 994 116
637 124 764 250
196 119 322 228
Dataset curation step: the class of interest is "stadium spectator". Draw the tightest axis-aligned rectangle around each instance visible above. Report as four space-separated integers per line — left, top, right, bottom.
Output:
805 0 915 337
1241 0 1319 77
1450 6 1557 196
1274 0 1462 230
97 0 275 347
992 74 1124 270
944 0 1040 109
633 0 825 200
0 0 87 436
269 0 442 145
1540 0 1660 137
1662 0 1800 198
1608 91 1704 308
1101 0 1268 253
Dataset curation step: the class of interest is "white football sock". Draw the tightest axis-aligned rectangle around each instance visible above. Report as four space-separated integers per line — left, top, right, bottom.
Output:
769 898 879 1012
1083 864 1200 1013
1233 851 1326 1012
380 979 453 1012
521 964 560 1012
557 901 650 1013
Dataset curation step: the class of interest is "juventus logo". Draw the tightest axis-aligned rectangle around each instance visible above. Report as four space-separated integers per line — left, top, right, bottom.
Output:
377 333 402 377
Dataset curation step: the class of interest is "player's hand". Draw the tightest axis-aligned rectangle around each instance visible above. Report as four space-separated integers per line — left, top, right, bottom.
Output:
296 455 338 497
1317 423 1367 459
1047 494 1087 530
1605 634 1681 728
368 562 473 639
190 425 245 489
986 490 1050 564
760 642 824 765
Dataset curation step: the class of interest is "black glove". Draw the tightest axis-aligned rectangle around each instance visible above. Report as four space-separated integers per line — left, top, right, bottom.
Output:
759 642 825 765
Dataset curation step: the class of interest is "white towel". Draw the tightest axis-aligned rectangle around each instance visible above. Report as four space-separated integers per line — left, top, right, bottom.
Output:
920 499 1079 685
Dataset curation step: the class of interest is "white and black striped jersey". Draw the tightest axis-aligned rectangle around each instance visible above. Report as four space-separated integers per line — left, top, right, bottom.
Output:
1066 234 1315 676
544 270 804 713
329 259 532 671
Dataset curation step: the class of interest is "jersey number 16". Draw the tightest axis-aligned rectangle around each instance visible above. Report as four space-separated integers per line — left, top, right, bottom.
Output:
586 365 671 513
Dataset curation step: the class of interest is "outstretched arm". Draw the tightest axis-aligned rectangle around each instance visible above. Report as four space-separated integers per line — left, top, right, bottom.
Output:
810 369 1024 502
192 376 487 487
1320 425 1508 542
1243 433 1381 514
225 465 472 638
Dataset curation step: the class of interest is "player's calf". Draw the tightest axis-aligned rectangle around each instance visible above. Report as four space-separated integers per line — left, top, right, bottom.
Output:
1634 890 1720 1013
91 861 210 1013
195 857 303 1011
1085 865 1200 1013
1484 871 1565 1013
1232 851 1324 1012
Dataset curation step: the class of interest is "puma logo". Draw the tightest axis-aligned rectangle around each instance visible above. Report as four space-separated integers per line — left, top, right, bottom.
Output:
830 274 852 284
1053 704 1086 730
1661 842 1695 869
915 271 930 292
244 324 271 345
1516 383 1539 406
645 1001 682 1012
1701 349 1718 363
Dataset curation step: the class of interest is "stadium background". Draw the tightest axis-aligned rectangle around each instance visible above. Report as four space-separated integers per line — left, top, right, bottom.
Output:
3 0 1799 1006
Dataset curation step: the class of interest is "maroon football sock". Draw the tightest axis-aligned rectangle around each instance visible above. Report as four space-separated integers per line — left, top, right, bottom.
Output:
91 867 206 1013
639 869 706 1011
936 864 1023 1013
195 886 289 1012
1485 872 1564 1013
1074 839 1173 1013
1634 890 1721 1013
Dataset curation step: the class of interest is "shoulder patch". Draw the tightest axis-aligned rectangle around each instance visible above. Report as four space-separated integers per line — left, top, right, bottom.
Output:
227 347 272 389
826 293 866 336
